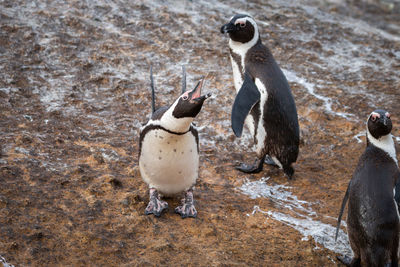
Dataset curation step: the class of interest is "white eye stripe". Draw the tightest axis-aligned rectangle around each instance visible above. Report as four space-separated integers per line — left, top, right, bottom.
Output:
234 17 258 33
235 18 247 25
370 112 380 118
182 91 189 100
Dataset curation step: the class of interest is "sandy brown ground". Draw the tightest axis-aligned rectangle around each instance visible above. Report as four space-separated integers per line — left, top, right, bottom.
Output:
1 0 400 266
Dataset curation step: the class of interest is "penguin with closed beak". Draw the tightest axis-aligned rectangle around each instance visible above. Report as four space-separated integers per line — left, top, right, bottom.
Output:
220 14 299 179
335 110 400 266
139 66 211 218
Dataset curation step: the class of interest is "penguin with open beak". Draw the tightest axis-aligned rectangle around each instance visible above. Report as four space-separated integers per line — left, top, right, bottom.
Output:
139 66 211 218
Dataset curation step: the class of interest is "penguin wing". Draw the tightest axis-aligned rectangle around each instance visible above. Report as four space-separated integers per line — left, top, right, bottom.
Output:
231 72 260 137
394 171 400 207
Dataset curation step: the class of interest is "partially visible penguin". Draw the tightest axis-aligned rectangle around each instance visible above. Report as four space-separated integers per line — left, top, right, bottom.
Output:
335 110 400 266
139 67 211 218
220 14 299 178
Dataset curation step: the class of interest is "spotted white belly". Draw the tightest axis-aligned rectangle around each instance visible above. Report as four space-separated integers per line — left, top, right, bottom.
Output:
139 129 199 195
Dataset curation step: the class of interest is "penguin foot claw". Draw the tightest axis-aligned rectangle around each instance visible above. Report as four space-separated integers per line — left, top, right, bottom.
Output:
145 199 168 217
235 159 264 173
336 255 359 267
236 156 265 174
145 189 168 217
175 203 197 218
175 189 197 219
235 163 262 173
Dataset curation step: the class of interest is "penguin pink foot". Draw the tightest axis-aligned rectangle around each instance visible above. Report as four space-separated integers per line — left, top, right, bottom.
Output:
175 189 197 218
139 67 210 219
235 155 266 174
145 188 168 217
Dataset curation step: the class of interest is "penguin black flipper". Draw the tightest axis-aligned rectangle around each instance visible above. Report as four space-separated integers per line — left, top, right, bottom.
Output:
231 72 260 137
335 180 351 242
394 174 400 207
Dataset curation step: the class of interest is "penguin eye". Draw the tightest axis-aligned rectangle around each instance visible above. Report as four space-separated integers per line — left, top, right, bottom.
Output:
370 112 380 122
239 22 246 28
386 113 391 119
182 95 188 100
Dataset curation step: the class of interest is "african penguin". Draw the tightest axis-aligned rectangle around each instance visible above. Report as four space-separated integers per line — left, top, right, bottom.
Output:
139 67 211 218
335 110 400 266
220 14 299 178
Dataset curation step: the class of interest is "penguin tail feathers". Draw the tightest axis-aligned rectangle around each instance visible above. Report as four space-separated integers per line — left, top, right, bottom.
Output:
335 181 350 242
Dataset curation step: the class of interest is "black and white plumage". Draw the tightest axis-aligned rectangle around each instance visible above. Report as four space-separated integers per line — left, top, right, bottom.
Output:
139 67 211 218
220 14 299 178
336 110 400 266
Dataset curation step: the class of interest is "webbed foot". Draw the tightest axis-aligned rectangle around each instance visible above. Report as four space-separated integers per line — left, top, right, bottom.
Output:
175 189 197 219
235 155 266 174
264 155 278 167
337 255 360 267
145 188 168 217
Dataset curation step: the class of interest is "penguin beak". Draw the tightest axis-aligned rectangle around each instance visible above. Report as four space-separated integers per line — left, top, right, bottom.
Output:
188 77 212 102
383 117 388 126
221 22 236 34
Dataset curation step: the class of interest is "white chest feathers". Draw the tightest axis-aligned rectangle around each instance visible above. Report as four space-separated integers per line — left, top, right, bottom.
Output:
367 131 398 166
139 128 199 195
230 55 243 93
254 78 268 155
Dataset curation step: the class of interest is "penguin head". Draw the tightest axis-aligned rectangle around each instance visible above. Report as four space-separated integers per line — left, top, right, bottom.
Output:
172 77 211 119
367 109 392 139
220 14 259 44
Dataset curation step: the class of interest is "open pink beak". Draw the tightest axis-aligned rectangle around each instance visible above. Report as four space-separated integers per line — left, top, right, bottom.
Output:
189 77 211 101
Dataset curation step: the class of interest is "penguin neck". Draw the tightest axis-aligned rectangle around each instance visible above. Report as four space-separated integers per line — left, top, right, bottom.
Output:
229 32 260 71
159 100 193 133
366 130 398 165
